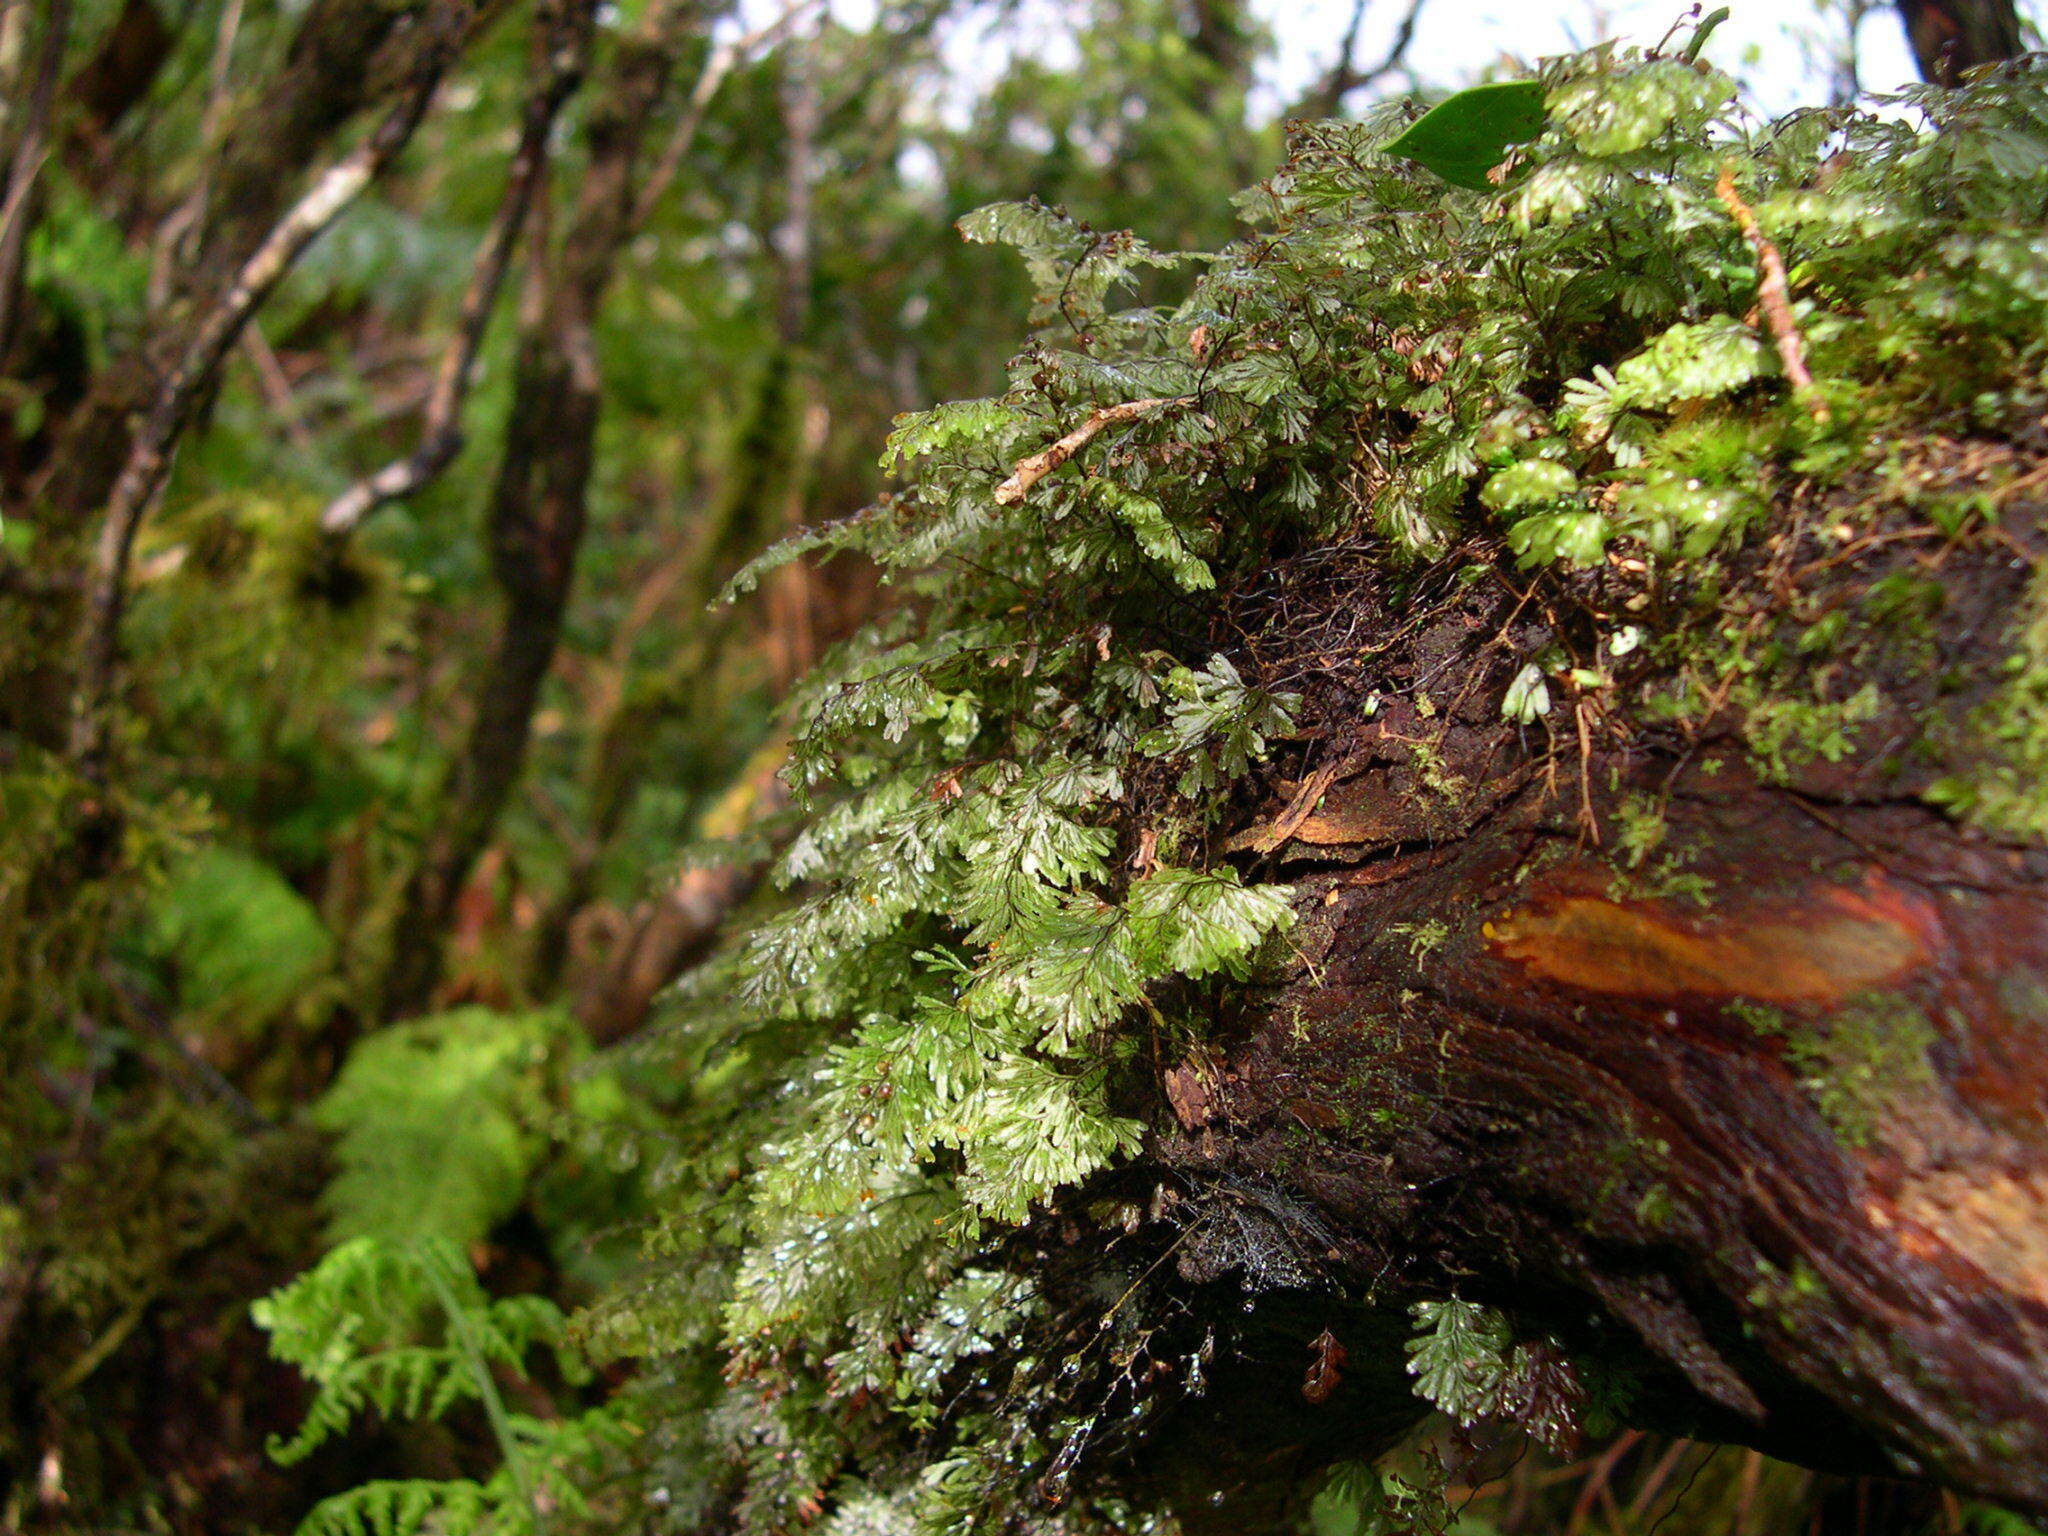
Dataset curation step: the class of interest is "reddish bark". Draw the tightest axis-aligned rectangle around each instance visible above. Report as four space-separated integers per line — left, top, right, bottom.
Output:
1137 477 2048 1514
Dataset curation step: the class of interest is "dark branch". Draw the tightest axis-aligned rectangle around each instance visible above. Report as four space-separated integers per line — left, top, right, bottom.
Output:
1294 0 1426 121
66 4 482 773
318 0 596 537
378 0 708 1019
0 0 74 362
1893 0 2025 84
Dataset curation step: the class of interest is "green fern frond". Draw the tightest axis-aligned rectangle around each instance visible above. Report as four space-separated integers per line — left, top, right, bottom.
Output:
313 1008 568 1248
254 1237 582 1465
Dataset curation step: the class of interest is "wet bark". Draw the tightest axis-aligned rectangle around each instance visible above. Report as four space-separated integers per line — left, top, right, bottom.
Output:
1127 479 2048 1516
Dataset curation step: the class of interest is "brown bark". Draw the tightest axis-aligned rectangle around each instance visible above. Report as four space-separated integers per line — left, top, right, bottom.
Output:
1894 0 2026 84
64 0 176 148
574 856 764 1043
565 741 786 1039
0 0 72 364
318 0 595 537
1125 478 2048 1516
379 0 705 1019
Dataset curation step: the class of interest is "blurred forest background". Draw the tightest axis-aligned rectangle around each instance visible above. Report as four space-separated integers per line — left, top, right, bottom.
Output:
0 0 2040 1531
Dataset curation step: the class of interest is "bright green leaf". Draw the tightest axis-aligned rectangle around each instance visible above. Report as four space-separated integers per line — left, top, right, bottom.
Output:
1384 80 1548 192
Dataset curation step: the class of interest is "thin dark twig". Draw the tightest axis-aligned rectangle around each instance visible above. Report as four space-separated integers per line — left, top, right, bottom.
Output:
150 0 249 308
1296 0 1426 119
634 0 823 226
1646 1444 1723 1536
100 965 274 1133
320 0 596 536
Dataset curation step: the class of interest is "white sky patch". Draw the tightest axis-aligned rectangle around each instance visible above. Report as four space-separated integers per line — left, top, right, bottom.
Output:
737 0 2041 126
1255 0 1930 116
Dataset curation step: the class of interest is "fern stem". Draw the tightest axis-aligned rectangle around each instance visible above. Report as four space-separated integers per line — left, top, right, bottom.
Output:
424 1257 546 1536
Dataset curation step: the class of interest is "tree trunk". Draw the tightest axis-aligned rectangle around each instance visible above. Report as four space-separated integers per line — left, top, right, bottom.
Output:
380 0 700 1019
1124 481 2048 1517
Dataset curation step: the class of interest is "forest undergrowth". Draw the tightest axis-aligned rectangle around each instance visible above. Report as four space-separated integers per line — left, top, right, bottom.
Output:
5 3 2048 1534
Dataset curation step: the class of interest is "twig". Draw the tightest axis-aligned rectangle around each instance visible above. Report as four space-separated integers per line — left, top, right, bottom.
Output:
1296 0 1426 118
1575 697 1601 845
1241 760 1340 854
100 963 274 1134
993 396 1193 505
1565 1431 1642 1536
70 33 462 769
0 0 72 359
1715 162 1828 423
240 321 313 451
634 0 823 226
319 0 595 536
144 0 247 310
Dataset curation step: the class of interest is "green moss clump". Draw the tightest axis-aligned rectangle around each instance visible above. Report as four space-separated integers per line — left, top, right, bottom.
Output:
1735 992 1937 1146
1928 570 2048 838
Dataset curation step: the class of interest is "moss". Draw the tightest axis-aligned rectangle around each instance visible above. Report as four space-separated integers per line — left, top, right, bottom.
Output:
1610 795 1668 867
1926 571 2048 838
1384 919 1449 961
1404 738 1466 801
1724 998 1787 1034
1633 1184 1675 1232
1647 611 1887 786
1735 991 1936 1146
1604 800 1715 905
1746 1257 1828 1331
1742 682 1885 782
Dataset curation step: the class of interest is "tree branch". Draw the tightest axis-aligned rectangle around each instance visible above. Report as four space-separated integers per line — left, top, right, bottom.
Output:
1294 0 1426 121
994 397 1194 506
379 0 709 1019
318 0 596 537
30 0 503 537
67 11 475 771
1714 163 1826 424
573 750 788 1042
1894 0 2024 84
633 0 821 226
0 0 73 362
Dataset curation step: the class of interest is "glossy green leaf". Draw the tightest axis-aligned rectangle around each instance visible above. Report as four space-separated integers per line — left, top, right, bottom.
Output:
1385 80 1548 191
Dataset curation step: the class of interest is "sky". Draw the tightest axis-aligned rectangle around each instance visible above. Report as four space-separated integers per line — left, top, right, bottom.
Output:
1253 0 1927 116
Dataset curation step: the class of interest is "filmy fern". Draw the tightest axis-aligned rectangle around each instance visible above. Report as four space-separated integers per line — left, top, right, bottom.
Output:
603 40 2048 1529
312 1007 567 1249
256 1236 625 1536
